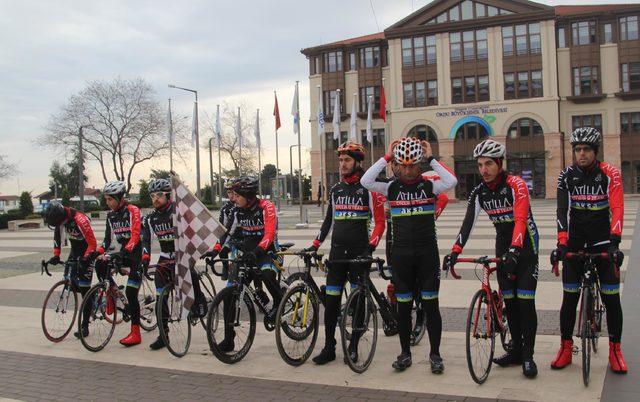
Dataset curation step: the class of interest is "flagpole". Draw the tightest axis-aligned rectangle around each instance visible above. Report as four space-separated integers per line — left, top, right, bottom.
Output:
256 109 262 197
274 91 281 211
168 98 173 172
208 137 214 205
216 105 223 205
237 106 242 176
368 95 374 165
295 81 304 225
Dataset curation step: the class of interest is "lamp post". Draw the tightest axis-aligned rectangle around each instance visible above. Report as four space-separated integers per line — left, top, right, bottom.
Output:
208 137 215 206
168 84 201 197
289 144 300 205
78 125 90 213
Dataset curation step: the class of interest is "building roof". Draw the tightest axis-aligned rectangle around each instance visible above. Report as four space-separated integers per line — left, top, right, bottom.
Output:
35 190 52 199
555 4 640 16
301 32 385 56
0 195 19 201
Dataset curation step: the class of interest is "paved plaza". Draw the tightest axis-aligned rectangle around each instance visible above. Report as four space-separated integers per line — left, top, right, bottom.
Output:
0 199 638 401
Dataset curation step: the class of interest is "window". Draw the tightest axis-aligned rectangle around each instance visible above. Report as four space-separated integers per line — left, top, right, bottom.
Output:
518 72 529 98
465 77 476 101
361 129 385 146
478 75 489 101
502 26 514 56
529 23 541 53
323 51 343 73
573 66 599 95
452 78 463 103
427 80 438 105
453 76 489 103
622 63 640 92
415 82 426 107
310 57 317 75
402 36 437 67
620 16 639 41
426 35 437 64
403 83 414 107
413 37 425 66
504 23 540 56
450 32 461 62
359 46 380 69
324 90 345 115
621 112 640 134
531 70 543 97
505 70 543 99
402 38 412 67
508 118 543 138
505 73 515 99
430 1 512 24
475 2 486 18
516 24 528 55
463 31 475 61
603 23 613 44
572 114 603 133
477 29 488 59
461 0 473 20
349 52 356 70
450 5 460 22
452 30 486 61
572 21 596 45
558 27 567 48
359 86 380 112
488 6 498 17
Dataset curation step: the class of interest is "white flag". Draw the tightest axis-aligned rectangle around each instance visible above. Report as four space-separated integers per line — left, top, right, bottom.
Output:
254 109 261 149
317 86 325 137
236 107 242 151
366 95 373 143
167 102 174 146
191 102 197 147
349 93 357 141
214 104 221 147
291 83 300 135
332 89 341 141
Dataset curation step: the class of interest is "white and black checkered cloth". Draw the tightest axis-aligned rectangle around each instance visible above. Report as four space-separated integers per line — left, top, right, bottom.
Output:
171 174 226 318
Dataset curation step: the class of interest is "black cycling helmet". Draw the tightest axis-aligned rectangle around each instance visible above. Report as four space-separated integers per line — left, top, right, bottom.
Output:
43 201 67 227
570 127 602 151
148 178 171 193
232 175 259 198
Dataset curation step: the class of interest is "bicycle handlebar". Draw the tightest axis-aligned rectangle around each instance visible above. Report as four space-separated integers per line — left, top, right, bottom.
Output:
447 256 503 280
40 259 68 277
327 256 388 279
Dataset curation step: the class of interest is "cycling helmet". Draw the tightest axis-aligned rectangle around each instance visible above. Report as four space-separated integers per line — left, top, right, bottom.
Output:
393 137 423 165
148 178 171 193
232 175 259 198
102 180 126 197
43 201 67 227
570 127 602 147
337 141 365 162
473 139 506 159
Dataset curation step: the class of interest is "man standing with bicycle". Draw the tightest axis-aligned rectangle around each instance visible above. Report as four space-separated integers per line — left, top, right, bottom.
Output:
443 139 540 378
218 183 237 281
362 137 457 373
43 201 98 339
550 127 627 374
303 141 386 365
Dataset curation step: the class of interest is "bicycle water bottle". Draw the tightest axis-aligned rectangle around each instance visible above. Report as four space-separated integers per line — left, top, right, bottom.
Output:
387 283 397 308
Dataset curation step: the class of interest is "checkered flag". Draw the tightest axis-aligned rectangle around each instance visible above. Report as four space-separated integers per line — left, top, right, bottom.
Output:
171 173 226 318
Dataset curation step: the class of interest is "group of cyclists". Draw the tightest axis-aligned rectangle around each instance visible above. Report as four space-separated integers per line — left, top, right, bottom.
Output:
41 125 628 380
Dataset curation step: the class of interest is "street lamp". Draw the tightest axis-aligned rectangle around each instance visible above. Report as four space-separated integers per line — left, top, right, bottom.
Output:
289 144 299 205
78 125 90 213
168 84 201 198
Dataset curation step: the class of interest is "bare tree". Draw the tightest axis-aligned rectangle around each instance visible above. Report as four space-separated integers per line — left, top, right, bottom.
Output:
202 101 260 176
0 154 16 180
40 77 189 192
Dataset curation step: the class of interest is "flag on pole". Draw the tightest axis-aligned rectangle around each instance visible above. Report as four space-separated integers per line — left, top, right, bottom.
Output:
379 85 387 122
366 95 373 143
291 84 300 135
317 86 325 137
191 102 198 147
349 93 357 141
273 92 281 132
214 105 221 147
254 109 261 149
167 102 174 146
171 173 226 318
332 89 341 141
236 107 242 150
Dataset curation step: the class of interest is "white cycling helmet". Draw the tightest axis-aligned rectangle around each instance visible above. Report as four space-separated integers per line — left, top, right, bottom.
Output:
393 137 424 165
103 180 126 196
570 127 601 147
473 139 506 159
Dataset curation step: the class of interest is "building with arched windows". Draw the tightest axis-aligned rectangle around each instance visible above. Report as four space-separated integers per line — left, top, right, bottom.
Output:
302 0 640 199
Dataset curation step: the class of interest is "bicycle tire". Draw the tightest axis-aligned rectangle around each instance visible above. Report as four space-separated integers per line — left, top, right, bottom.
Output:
284 271 306 286
410 302 425 346
207 286 256 364
139 275 157 332
465 289 495 384
41 280 78 342
275 282 320 366
79 283 117 352
340 287 378 374
198 271 217 329
157 285 192 357
592 284 604 354
581 288 593 387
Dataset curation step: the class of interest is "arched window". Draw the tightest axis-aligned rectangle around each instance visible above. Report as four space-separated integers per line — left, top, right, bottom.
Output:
408 124 439 157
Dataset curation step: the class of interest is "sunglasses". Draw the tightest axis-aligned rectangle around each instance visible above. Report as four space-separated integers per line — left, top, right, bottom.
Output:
573 145 593 153
150 192 167 199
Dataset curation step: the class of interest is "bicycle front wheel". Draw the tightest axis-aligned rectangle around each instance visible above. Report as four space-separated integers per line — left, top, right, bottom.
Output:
592 285 604 354
465 289 495 384
340 287 378 374
581 288 593 387
198 271 217 329
79 283 117 352
157 285 192 358
275 282 320 366
206 286 256 364
139 275 157 332
41 280 78 342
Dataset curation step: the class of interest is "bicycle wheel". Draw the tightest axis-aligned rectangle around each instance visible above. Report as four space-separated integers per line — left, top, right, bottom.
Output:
581 288 593 387
139 275 157 331
410 302 425 346
79 283 117 352
275 282 320 366
157 285 192 357
465 289 495 384
41 280 78 342
284 271 306 286
197 271 217 329
207 286 256 364
592 286 604 354
340 287 378 374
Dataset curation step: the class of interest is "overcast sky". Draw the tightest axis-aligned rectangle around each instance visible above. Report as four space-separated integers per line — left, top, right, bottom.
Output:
0 0 630 196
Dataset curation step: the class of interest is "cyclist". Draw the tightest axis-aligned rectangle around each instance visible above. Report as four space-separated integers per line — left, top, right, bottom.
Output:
443 139 540 378
95 180 144 347
362 136 457 373
303 141 386 365
43 201 98 338
550 127 627 374
218 183 237 281
203 175 281 352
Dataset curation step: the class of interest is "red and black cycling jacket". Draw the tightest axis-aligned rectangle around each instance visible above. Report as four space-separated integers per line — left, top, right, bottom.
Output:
452 172 539 256
312 169 385 250
53 207 97 259
215 198 278 253
98 202 142 255
556 161 623 246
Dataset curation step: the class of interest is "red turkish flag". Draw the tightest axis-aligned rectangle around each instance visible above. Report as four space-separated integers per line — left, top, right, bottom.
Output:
379 85 387 122
273 92 282 131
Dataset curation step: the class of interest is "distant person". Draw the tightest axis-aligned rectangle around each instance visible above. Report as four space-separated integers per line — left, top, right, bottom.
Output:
317 181 324 207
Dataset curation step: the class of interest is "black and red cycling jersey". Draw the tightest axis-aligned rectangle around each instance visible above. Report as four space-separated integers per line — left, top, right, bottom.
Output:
53 207 97 259
142 201 176 260
313 170 385 250
98 202 142 254
452 172 539 257
215 198 278 253
557 161 623 246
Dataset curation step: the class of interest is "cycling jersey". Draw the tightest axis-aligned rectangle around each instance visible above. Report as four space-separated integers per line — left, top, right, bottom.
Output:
216 198 278 253
53 207 97 259
219 200 235 228
98 202 142 255
556 161 623 246
142 202 176 260
452 172 539 257
313 170 385 250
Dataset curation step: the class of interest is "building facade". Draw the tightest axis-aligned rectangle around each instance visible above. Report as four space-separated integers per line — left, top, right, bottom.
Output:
301 0 640 199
